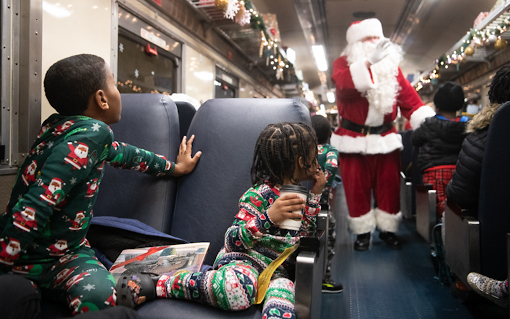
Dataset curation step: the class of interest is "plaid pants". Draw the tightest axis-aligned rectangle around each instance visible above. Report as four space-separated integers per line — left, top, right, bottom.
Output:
422 165 456 220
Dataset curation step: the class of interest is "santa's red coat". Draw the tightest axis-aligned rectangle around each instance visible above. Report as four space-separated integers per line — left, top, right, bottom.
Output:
330 55 434 155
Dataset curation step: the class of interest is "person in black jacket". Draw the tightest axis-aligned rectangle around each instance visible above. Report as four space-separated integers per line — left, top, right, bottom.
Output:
461 66 510 309
411 82 468 221
447 66 510 214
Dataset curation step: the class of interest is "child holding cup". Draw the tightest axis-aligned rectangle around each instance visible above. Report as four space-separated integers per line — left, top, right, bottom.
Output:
117 122 326 319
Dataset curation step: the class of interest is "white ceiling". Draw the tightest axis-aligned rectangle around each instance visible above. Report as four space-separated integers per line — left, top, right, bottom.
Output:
252 0 497 92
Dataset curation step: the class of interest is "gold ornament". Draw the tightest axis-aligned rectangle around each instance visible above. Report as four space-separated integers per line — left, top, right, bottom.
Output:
215 0 228 10
495 38 508 51
464 46 475 56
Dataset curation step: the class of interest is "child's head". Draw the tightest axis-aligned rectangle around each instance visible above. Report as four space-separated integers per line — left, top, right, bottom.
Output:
251 122 318 186
488 66 510 105
44 54 121 124
311 115 332 145
433 82 464 113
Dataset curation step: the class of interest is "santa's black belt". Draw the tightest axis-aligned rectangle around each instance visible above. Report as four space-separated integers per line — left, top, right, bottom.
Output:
340 118 394 136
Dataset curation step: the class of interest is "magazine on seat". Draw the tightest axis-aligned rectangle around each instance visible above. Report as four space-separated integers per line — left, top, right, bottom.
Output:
109 242 210 282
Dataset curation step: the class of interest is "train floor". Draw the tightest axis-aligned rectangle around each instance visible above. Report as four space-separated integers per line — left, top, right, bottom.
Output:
321 183 507 319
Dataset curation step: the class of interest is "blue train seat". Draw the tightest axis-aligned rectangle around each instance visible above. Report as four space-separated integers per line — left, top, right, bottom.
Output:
445 101 510 285
93 93 181 234
38 96 325 318
173 100 197 141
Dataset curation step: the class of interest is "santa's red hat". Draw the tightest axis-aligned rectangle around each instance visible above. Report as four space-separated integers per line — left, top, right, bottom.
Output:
346 18 384 44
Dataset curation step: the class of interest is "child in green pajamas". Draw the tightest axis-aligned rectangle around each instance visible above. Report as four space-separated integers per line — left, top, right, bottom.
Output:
0 54 201 315
311 114 343 293
117 122 326 319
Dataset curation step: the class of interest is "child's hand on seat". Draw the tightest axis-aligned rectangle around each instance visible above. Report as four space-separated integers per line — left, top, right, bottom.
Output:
267 194 305 225
310 169 326 195
173 135 202 176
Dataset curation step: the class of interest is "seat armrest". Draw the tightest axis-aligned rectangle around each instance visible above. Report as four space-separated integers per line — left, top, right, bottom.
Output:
317 210 328 232
400 172 414 219
294 228 325 319
294 250 323 319
444 204 480 286
415 184 436 243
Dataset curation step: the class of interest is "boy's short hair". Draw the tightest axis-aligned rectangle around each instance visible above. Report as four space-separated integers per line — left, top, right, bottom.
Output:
311 115 331 144
44 54 108 116
433 82 464 112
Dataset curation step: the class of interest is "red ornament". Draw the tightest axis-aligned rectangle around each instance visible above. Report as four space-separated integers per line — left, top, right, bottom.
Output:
270 28 276 36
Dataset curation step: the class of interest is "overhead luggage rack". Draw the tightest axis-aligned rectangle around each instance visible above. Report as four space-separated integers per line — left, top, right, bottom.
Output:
184 0 297 86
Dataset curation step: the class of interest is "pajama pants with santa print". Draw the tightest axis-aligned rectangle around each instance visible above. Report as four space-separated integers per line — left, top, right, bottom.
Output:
18 246 117 314
157 257 296 319
338 150 402 234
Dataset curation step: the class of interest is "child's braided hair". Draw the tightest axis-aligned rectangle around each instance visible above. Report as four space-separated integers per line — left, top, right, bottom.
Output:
251 122 317 186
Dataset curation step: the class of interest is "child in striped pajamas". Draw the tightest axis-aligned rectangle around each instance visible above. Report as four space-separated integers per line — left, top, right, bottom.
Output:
119 122 326 319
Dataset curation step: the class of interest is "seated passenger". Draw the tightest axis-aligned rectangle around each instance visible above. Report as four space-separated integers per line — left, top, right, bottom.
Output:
447 66 510 214
0 54 201 315
117 122 326 319
311 115 343 293
411 82 468 221
450 67 510 309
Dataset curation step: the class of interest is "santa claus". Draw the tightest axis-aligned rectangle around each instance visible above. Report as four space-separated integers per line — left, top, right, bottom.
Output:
331 18 435 251
47 239 68 256
68 211 86 231
13 206 38 232
22 160 37 186
40 177 65 205
85 179 99 198
0 238 21 265
65 141 89 170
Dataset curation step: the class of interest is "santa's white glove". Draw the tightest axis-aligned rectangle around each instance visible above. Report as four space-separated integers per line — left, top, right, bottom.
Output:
367 39 392 65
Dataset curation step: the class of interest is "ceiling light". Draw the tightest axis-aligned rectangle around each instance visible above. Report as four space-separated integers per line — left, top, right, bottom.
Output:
327 91 336 103
312 45 328 71
286 48 296 65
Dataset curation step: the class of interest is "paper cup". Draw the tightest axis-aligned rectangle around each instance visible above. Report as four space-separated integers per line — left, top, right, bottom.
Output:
278 184 308 230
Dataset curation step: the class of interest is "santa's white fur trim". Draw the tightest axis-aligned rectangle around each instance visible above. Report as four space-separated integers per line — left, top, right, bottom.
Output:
330 132 402 155
409 105 435 129
346 18 384 44
375 208 402 233
350 60 374 92
348 209 376 234
366 50 401 117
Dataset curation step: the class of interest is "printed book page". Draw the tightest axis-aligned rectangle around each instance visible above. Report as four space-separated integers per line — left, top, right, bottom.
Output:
109 242 209 282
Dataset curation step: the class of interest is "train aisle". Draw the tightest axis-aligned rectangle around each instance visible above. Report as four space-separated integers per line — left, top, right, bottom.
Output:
321 183 507 319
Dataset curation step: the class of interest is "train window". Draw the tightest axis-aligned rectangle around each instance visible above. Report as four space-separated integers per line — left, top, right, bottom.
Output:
215 67 238 98
117 30 178 94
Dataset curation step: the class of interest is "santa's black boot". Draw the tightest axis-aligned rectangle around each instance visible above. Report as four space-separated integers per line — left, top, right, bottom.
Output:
354 232 371 251
379 231 402 250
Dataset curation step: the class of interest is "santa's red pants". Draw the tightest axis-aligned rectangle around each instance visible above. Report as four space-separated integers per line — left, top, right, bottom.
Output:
338 150 401 234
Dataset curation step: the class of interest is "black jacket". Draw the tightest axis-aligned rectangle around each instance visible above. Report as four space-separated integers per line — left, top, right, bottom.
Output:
411 116 468 173
446 127 488 211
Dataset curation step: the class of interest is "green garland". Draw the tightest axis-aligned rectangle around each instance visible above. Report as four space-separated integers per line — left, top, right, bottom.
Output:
242 0 294 71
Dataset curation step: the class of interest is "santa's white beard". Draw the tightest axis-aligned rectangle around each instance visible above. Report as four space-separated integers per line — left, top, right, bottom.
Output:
343 39 403 115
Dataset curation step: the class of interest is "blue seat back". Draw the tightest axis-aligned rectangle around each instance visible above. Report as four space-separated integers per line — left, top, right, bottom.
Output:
170 98 311 265
94 93 181 233
478 100 510 279
174 100 197 141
